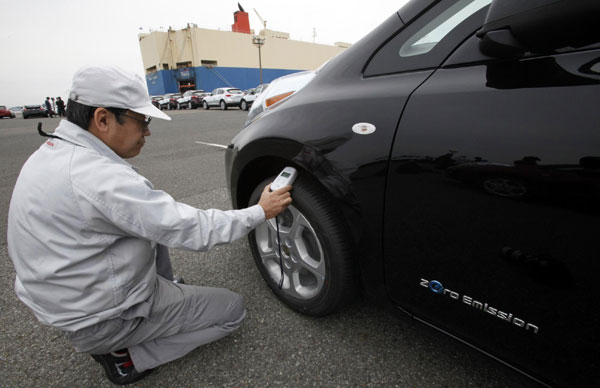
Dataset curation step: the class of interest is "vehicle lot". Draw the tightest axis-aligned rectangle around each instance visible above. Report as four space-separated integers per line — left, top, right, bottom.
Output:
0 110 540 387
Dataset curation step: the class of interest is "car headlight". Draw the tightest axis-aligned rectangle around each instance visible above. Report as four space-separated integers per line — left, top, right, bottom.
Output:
245 70 316 126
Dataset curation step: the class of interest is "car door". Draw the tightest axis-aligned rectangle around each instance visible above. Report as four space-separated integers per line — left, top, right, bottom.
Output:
383 5 600 388
208 89 219 106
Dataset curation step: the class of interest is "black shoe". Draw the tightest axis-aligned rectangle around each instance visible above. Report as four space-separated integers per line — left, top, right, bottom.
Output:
91 349 153 385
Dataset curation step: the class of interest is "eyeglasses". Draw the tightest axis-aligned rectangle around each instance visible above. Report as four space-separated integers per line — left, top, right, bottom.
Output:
117 113 152 128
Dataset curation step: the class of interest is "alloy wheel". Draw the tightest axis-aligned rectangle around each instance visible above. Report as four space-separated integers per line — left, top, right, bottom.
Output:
253 205 325 299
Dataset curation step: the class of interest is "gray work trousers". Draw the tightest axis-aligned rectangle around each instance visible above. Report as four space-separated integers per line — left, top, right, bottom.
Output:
65 245 246 372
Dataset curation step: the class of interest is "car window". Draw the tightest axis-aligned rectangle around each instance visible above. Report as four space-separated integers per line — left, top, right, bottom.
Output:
400 0 490 57
0 106 6 109
227 89 242 94
364 0 491 77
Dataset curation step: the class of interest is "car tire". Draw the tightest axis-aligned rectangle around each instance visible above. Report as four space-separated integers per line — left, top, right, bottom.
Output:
177 103 182 110
248 175 357 316
220 100 227 110
188 102 192 109
203 101 210 110
241 100 248 111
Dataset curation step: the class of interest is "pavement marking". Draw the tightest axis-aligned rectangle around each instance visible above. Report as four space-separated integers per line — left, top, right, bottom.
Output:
195 141 228 149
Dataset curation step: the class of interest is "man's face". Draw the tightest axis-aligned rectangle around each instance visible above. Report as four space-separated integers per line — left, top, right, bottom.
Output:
105 110 151 159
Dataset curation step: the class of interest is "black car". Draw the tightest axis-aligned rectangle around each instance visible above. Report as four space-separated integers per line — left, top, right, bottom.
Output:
225 0 599 387
22 105 48 119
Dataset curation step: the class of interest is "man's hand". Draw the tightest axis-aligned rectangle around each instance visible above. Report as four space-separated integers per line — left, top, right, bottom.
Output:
258 184 292 219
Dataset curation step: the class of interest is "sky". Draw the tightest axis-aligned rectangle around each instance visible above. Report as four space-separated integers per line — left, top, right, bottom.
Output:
0 0 410 107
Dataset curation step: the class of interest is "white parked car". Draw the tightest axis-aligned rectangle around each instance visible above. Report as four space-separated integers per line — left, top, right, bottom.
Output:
239 83 270 111
158 93 181 110
176 90 208 109
202 87 243 110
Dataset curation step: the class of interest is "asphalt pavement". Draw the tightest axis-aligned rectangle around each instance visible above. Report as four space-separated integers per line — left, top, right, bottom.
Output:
0 109 542 387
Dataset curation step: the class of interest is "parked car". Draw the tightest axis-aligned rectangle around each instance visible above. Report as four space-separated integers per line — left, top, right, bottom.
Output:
9 106 23 116
202 87 243 110
22 105 48 119
0 105 15 119
176 90 208 109
150 95 163 108
158 93 181 110
239 83 269 111
225 1 600 387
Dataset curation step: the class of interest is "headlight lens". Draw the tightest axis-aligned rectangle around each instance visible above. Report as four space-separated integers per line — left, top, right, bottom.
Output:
245 71 316 126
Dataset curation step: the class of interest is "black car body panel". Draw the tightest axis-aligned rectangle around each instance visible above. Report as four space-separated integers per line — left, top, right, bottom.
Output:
225 1 600 386
385 47 600 388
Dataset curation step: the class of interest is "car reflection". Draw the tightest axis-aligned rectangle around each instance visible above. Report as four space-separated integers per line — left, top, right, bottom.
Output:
292 134 358 208
486 53 600 89
446 155 600 203
393 151 600 213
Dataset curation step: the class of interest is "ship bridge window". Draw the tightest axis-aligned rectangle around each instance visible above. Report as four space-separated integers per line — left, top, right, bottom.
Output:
201 60 218 67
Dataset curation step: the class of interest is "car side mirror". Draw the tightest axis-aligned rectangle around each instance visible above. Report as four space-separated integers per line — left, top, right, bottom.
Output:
477 0 600 58
478 29 525 58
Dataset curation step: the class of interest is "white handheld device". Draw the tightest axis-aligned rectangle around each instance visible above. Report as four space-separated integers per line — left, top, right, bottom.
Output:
271 167 297 191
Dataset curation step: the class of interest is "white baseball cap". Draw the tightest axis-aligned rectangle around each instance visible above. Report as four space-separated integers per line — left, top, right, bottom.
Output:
69 65 171 121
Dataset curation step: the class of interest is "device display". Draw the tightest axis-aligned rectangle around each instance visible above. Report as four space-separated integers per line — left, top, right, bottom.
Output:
271 167 297 191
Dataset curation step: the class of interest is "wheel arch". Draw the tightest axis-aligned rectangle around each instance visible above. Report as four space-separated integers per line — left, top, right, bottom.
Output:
231 147 363 250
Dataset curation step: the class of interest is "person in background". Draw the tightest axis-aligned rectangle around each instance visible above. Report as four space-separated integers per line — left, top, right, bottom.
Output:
56 96 66 117
44 97 55 117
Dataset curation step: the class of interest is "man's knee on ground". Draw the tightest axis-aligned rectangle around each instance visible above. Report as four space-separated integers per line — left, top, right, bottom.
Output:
223 290 245 327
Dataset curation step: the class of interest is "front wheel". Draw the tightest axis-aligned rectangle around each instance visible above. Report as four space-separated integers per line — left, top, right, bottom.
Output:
203 101 210 110
240 100 248 111
248 175 357 316
188 101 192 109
220 100 227 110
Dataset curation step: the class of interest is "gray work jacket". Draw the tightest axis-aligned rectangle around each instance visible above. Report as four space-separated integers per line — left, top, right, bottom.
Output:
7 120 264 331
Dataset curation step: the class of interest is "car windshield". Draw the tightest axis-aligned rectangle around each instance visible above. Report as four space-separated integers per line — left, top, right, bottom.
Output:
0 106 6 110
